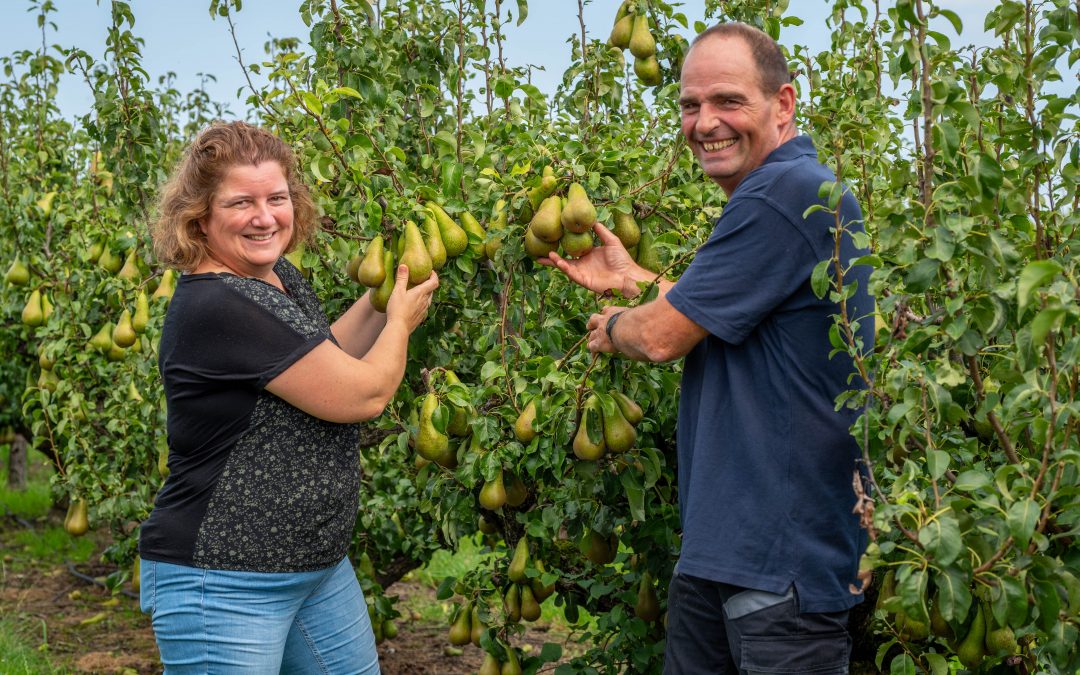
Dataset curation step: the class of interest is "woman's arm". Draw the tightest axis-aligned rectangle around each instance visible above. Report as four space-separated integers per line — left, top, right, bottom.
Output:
330 292 387 358
266 266 438 423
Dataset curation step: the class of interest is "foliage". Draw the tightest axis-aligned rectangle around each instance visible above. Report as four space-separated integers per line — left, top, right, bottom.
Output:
0 0 1076 673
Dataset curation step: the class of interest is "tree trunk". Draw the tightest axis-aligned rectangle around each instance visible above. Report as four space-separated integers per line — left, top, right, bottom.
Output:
7 433 28 490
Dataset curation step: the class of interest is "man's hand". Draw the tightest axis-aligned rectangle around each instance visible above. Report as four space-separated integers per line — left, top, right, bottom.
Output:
538 222 645 297
585 305 626 354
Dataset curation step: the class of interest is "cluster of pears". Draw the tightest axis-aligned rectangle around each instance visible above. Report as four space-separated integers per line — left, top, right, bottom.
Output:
411 370 472 469
478 465 529 511
20 287 53 328
477 643 523 675
64 498 90 537
501 537 556 625
349 201 489 310
609 202 663 274
573 390 644 461
523 173 601 260
608 0 661 86
88 289 153 362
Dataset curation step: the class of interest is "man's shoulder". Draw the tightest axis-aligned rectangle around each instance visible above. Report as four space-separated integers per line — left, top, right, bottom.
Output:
735 137 835 202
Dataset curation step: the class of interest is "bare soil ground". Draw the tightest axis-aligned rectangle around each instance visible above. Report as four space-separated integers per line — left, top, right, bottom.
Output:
1 509 572 674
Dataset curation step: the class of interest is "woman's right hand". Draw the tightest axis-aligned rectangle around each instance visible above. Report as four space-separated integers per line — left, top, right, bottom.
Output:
386 264 439 332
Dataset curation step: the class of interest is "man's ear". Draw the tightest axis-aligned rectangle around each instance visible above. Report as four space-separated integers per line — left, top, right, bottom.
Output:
776 83 797 124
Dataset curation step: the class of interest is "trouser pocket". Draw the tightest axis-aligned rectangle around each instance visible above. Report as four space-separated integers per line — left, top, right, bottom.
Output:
739 632 851 674
138 558 155 615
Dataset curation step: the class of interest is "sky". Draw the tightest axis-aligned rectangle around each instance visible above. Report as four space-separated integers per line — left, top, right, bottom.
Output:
0 0 1002 122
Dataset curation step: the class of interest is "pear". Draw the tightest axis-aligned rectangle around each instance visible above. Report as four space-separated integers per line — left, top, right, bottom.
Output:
470 604 486 646
113 309 137 348
478 652 501 675
530 559 556 601
152 269 177 302
346 254 362 283
985 625 1018 654
929 600 952 639
21 289 44 327
118 249 140 282
98 247 122 274
504 472 528 507
284 243 308 277
479 468 507 510
485 201 508 260
635 571 661 621
508 537 529 583
426 202 468 257
38 347 54 371
132 558 141 592
442 370 469 437
629 14 656 59
581 529 616 565
523 226 558 258
129 291 150 334
65 499 89 537
560 230 594 258
87 240 104 263
520 584 541 622
609 13 633 49
501 647 522 675
382 620 398 639
530 195 563 243
5 256 29 285
460 211 486 258
368 251 396 312
573 394 606 461
36 191 56 217
421 215 448 271
478 514 499 535
611 202 641 248
562 183 597 234
38 369 59 392
128 381 144 402
414 392 450 462
636 227 661 272
158 446 170 478
635 55 662 87
107 342 127 362
513 400 538 444
448 602 473 646
612 390 644 425
41 292 54 321
603 400 636 453
503 584 521 623
399 220 433 286
358 236 387 287
90 322 113 352
956 603 986 669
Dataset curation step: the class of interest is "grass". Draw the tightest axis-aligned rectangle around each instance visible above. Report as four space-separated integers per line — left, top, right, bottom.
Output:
0 445 54 520
0 617 58 675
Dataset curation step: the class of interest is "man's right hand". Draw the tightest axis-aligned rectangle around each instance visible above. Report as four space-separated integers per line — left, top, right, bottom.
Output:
538 222 648 297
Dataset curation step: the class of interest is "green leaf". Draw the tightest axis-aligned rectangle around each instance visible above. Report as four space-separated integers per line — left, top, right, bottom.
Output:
1017 260 1061 317
539 643 563 662
924 653 948 675
897 565 929 624
1029 305 1065 346
926 449 950 481
1006 499 1039 549
889 653 916 675
620 472 646 522
904 258 940 293
301 90 323 116
933 566 972 624
331 86 362 99
918 511 961 565
515 0 528 25
810 259 831 299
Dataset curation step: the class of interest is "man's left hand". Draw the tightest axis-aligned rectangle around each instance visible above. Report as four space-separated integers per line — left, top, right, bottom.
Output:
586 306 626 354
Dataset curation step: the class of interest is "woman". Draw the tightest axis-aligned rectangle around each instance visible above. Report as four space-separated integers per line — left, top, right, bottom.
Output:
140 120 437 673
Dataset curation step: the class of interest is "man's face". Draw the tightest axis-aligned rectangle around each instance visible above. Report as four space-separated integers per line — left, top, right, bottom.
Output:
679 35 793 196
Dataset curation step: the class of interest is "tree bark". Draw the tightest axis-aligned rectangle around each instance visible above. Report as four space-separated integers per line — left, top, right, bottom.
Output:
6 433 28 490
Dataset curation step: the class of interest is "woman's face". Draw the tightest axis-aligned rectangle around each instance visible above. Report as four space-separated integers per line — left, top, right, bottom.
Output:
200 161 294 279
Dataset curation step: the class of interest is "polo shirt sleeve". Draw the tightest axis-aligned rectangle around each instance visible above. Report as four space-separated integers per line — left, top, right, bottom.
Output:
666 197 815 345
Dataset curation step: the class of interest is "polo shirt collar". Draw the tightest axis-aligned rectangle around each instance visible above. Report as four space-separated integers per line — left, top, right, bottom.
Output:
761 134 816 166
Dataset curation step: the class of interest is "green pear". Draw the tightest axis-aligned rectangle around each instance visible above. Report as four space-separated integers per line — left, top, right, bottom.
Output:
37 369 58 392
113 309 137 348
118 249 140 281
956 603 986 668
152 269 177 302
128 380 143 402
399 219 433 286
609 13 633 49
470 604 486 646
503 584 521 623
460 211 486 257
41 292 54 320
382 619 397 639
414 392 450 462
629 14 656 59
573 394 606 461
368 251 396 312
581 529 616 565
346 254 363 283
612 390 644 425
38 346 55 371
560 230 594 258
65 499 89 537
635 55 662 86
504 472 528 507
508 537 529 583
603 400 636 453
479 468 507 510
523 226 558 258
635 571 661 621
132 291 150 333
90 322 114 352
562 183 597 234
426 202 468 257
21 289 44 327
448 601 473 646
98 246 122 274
611 202 641 248
530 195 563 243
636 227 661 272
5 256 29 285
358 236 387 287
485 201 508 260
478 514 498 535
530 559 556 601
422 214 448 271
87 240 104 263
520 584 541 622
501 646 522 675
513 400 538 444
107 341 127 362
442 370 469 437
478 652 501 675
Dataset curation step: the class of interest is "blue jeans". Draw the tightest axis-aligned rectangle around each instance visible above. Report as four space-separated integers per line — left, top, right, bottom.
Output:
663 573 851 674
139 557 380 674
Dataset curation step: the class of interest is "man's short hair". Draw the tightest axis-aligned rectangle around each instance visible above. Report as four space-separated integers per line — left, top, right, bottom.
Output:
690 23 792 95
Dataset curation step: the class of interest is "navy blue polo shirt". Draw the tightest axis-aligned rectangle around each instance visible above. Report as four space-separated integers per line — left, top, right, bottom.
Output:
665 135 872 613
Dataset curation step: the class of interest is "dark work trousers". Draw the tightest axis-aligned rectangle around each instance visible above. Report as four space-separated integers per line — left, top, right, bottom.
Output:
663 573 852 674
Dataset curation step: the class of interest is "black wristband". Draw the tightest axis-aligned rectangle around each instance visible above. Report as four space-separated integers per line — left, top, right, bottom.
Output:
605 311 623 343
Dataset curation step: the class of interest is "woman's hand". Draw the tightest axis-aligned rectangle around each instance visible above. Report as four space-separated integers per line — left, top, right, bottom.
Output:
538 222 647 297
386 265 439 332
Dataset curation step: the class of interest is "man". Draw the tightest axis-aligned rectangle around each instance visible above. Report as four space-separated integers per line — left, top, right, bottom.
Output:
542 22 873 674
